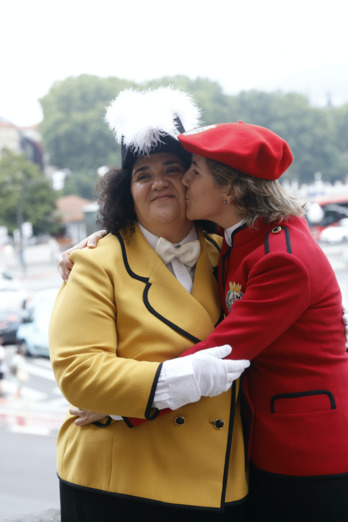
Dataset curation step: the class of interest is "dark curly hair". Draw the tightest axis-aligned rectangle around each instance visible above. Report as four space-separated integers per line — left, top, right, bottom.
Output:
95 167 217 236
96 167 136 236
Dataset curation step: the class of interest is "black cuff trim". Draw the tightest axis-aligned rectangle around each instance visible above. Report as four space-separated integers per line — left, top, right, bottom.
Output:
122 364 163 428
93 416 112 428
122 416 136 428
145 363 163 420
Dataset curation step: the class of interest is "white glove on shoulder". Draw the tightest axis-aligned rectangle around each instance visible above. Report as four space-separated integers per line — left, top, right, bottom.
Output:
153 345 250 411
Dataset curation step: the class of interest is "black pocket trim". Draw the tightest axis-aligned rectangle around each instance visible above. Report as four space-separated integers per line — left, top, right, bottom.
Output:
270 390 336 414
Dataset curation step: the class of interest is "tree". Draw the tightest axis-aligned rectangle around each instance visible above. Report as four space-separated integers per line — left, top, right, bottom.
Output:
220 90 346 184
142 75 230 124
39 74 348 190
39 74 233 175
332 103 348 182
39 75 134 172
0 150 59 236
62 169 98 200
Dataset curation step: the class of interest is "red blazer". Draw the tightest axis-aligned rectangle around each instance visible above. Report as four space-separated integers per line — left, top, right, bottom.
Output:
185 216 348 477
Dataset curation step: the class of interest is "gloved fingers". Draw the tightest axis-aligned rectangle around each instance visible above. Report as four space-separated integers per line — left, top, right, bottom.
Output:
226 371 245 385
225 359 250 373
223 360 250 388
194 344 232 360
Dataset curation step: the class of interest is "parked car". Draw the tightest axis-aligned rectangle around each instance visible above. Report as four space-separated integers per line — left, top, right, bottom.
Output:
16 287 59 357
0 266 28 312
319 218 348 244
0 310 23 345
307 195 348 240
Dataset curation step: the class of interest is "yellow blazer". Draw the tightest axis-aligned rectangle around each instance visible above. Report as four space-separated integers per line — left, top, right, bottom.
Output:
49 225 248 509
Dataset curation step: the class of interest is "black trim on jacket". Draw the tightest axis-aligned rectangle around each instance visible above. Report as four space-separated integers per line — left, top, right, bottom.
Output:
116 231 207 344
220 381 237 508
264 226 292 254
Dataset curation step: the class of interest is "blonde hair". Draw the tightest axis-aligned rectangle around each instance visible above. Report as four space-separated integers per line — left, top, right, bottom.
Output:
206 158 307 227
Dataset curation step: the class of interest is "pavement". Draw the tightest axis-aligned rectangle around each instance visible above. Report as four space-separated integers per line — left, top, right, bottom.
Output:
1 507 59 521
1 242 64 520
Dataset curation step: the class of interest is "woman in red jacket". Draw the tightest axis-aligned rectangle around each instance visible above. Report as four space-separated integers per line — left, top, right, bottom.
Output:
65 121 348 521
176 122 348 522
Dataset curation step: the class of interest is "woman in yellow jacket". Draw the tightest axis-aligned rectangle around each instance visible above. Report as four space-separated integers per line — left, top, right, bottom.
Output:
49 87 249 521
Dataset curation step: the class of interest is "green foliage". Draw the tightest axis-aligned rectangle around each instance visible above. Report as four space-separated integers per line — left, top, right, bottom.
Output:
0 150 59 235
216 90 346 184
39 75 134 171
39 75 348 192
332 103 348 153
62 169 98 200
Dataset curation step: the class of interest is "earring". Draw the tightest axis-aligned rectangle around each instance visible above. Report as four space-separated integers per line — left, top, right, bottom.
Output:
223 200 228 205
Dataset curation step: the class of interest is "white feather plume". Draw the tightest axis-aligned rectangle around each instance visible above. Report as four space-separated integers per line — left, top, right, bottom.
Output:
104 86 201 155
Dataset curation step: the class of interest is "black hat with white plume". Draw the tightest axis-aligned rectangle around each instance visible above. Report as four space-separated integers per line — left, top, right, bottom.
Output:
104 86 201 170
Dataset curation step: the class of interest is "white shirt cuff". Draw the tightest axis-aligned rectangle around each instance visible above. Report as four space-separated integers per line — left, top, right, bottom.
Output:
153 356 201 410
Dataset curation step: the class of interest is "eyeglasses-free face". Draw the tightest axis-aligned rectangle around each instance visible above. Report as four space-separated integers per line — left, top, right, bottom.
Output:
131 152 192 242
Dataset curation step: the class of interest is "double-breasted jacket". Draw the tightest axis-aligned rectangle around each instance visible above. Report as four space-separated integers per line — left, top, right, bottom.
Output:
49 225 248 509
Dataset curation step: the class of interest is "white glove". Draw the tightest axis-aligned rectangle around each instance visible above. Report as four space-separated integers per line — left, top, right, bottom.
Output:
153 345 250 411
191 345 250 396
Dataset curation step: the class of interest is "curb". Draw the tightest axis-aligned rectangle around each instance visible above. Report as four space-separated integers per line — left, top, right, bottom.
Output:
0 509 60 521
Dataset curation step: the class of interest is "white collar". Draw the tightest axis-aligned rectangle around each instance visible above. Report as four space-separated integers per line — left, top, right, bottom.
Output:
138 223 198 251
224 219 247 247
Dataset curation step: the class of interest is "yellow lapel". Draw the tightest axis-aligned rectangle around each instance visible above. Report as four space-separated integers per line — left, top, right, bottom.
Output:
118 226 221 343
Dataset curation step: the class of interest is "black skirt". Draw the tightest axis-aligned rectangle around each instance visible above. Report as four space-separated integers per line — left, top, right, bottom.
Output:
248 463 348 522
60 480 248 522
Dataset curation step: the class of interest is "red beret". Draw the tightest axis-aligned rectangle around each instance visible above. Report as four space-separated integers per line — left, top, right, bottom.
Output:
178 122 293 180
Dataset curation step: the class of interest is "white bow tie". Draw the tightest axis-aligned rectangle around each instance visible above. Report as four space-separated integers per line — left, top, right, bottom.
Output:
155 238 201 267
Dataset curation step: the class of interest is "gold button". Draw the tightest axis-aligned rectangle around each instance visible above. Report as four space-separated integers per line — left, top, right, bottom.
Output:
271 226 282 234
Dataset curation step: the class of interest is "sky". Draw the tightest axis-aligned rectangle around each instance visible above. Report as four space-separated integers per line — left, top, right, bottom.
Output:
1 0 348 127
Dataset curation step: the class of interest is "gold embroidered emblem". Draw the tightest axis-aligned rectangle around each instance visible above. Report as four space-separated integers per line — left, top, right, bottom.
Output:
226 281 243 312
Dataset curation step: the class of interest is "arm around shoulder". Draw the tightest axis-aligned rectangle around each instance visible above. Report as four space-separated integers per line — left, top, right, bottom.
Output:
49 246 160 418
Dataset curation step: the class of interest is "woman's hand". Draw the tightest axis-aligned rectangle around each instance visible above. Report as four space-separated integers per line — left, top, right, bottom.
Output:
58 230 107 282
69 407 108 426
